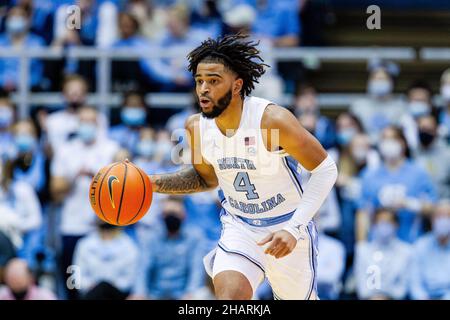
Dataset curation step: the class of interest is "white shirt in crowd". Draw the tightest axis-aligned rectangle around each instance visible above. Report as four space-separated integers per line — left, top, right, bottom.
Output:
0 181 42 248
51 137 119 236
354 239 412 300
46 110 109 151
73 231 139 294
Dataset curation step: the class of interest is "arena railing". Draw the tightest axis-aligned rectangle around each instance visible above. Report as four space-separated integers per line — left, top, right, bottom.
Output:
0 46 417 119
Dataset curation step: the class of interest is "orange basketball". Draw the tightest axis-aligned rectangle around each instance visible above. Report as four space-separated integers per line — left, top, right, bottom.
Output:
89 161 153 226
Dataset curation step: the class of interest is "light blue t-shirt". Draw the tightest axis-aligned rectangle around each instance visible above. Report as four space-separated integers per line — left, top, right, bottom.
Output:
358 160 438 242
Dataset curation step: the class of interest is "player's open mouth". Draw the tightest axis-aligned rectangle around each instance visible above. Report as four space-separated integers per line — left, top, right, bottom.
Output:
199 98 212 108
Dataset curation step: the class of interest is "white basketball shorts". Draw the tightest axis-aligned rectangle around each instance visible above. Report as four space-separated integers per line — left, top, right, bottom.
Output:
203 210 319 300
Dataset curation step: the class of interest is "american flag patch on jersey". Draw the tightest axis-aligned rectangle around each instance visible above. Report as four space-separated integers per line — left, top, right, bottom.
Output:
244 136 255 146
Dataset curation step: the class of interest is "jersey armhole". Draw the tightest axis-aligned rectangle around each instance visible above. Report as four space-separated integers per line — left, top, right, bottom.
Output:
259 103 289 157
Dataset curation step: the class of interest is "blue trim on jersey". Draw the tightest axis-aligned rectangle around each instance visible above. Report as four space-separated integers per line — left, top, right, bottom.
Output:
305 222 318 300
217 242 266 274
235 210 295 227
218 188 226 203
282 157 303 197
285 156 304 193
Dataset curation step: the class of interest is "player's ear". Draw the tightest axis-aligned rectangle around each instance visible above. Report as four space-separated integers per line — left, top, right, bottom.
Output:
233 78 243 96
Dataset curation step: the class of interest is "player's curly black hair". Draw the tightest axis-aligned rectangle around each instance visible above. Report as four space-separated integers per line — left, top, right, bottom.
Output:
187 34 268 97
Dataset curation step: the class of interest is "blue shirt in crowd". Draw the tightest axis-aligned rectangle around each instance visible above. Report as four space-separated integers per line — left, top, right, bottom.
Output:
409 233 450 299
358 160 438 243
134 226 206 299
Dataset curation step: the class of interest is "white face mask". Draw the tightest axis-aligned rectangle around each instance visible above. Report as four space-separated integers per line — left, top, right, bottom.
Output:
368 79 393 97
351 147 369 164
440 84 450 103
379 138 403 161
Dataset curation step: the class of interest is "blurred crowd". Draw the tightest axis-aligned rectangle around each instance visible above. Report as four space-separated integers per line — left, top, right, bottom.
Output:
0 0 449 301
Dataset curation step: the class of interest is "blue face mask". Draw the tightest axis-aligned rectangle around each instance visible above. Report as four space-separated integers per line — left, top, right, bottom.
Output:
0 107 13 128
121 107 146 127
433 216 450 239
136 140 155 158
409 101 431 118
14 134 37 153
372 221 396 245
337 128 357 146
6 16 27 35
78 123 97 143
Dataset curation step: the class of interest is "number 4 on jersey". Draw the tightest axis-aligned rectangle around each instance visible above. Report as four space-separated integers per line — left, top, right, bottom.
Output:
233 172 259 200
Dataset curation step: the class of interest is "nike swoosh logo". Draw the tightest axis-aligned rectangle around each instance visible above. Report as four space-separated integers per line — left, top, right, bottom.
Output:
107 175 119 209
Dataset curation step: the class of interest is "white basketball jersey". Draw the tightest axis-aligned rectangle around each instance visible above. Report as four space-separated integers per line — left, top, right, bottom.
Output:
199 96 304 220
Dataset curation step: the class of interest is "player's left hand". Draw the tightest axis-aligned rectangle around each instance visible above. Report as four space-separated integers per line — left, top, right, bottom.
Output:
257 230 297 259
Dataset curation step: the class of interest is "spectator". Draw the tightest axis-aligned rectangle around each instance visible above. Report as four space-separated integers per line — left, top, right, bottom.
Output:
354 208 412 300
0 6 45 91
0 94 16 161
132 196 206 300
410 200 450 300
134 127 158 174
356 126 438 243
189 0 223 39
414 115 450 198
334 112 364 149
350 59 406 142
0 158 42 253
73 221 139 300
50 106 119 299
154 129 178 172
109 91 149 154
399 80 435 150
438 68 450 143
15 0 54 44
45 74 107 151
0 258 56 300
294 84 336 149
11 119 47 196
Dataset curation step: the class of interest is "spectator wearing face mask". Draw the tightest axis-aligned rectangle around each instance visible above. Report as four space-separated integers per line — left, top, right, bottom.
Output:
0 6 45 92
438 68 450 143
356 126 438 243
11 120 46 196
0 94 16 161
294 84 336 150
414 115 450 199
109 91 149 155
45 75 108 152
50 106 119 299
399 80 436 151
73 222 139 300
132 196 206 300
354 208 412 300
0 258 56 300
350 59 406 143
409 200 450 300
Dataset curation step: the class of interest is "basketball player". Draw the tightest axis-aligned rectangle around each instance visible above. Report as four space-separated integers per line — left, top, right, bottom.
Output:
148 34 338 300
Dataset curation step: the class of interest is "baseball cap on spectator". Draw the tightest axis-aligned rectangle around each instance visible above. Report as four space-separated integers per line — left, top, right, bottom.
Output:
223 5 256 28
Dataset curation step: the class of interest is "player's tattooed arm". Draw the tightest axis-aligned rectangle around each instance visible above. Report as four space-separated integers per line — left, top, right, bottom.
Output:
150 166 212 194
